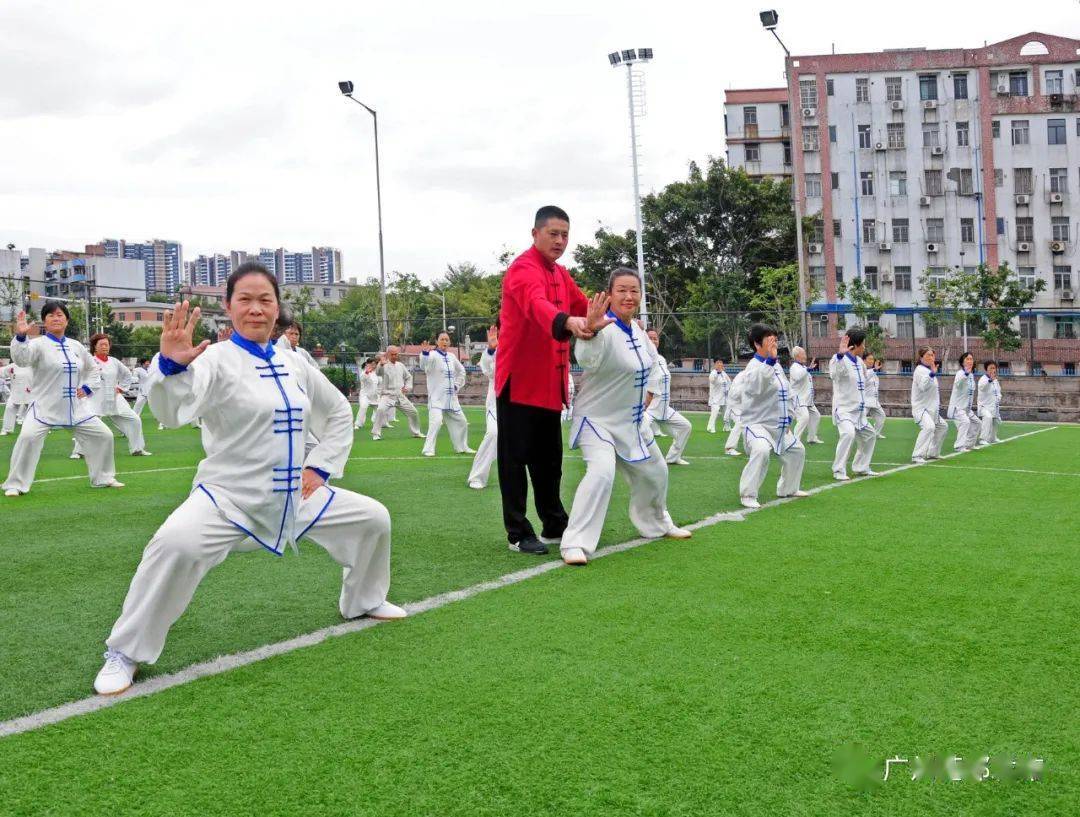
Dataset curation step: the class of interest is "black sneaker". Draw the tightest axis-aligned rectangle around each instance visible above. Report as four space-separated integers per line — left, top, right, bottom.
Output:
509 536 549 555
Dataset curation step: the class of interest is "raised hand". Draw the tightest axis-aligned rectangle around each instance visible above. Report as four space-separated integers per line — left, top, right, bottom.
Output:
838 334 850 355
486 324 498 349
420 339 432 354
160 301 210 366
15 311 38 338
585 292 613 333
765 335 779 359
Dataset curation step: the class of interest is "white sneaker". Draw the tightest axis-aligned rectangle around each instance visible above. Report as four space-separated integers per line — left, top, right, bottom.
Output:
780 490 810 498
808 438 825 444
665 527 692 539
461 447 476 454
132 450 152 457
911 456 926 464
371 435 381 441
4 488 21 497
423 451 435 457
740 496 760 509
365 601 407 620
726 449 741 457
561 547 588 565
157 424 165 431
833 472 850 481
707 429 716 434
0 432 8 436
94 649 137 695
412 433 425 439
670 458 690 466
69 453 82 460
467 481 484 490
853 469 880 477
877 434 887 439
96 480 125 489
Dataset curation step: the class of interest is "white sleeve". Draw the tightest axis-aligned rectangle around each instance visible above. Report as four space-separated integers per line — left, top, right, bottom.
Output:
646 359 664 397
403 364 413 392
572 331 607 371
10 336 35 368
453 356 467 390
146 353 218 428
828 354 849 382
76 343 98 394
116 360 135 391
419 352 436 375
479 350 495 378
300 365 354 478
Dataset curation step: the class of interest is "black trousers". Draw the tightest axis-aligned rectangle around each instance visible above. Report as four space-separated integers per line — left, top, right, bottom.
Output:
496 382 569 544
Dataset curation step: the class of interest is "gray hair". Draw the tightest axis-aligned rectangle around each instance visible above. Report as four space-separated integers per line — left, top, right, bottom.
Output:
792 346 806 357
606 267 642 292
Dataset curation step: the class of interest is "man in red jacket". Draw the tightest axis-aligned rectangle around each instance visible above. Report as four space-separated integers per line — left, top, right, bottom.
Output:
496 205 611 554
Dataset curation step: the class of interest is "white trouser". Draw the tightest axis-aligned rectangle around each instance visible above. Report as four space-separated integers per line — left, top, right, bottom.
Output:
466 410 498 487
725 419 744 452
371 393 420 436
74 401 146 456
913 412 948 460
132 394 148 417
3 414 116 492
706 402 725 433
353 395 372 428
422 406 469 455
866 406 886 437
832 412 877 476
739 424 805 500
2 399 29 433
793 404 822 442
561 436 674 558
650 410 692 462
105 485 392 664
951 409 978 450
978 407 1001 444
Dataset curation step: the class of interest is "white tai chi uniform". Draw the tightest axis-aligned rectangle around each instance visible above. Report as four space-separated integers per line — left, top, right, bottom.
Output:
789 361 822 443
947 370 979 451
420 349 469 456
738 354 805 501
104 333 393 665
645 351 692 464
724 370 748 452
274 334 318 367
911 363 947 460
371 360 420 437
564 316 679 558
2 334 117 493
829 352 877 477
1 364 33 434
72 355 147 456
706 368 731 433
353 371 379 429
863 366 887 438
562 371 575 422
467 348 498 487
977 373 1002 444
130 365 151 416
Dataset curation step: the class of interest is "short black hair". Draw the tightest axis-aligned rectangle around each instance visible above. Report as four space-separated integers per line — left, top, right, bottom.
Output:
226 261 279 304
40 300 70 322
138 357 150 365
747 323 778 348
534 205 569 229
845 327 867 348
958 351 974 366
984 360 998 369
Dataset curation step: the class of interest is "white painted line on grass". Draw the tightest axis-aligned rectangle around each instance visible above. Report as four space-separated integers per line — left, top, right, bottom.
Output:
925 463 1080 478
0 425 1057 739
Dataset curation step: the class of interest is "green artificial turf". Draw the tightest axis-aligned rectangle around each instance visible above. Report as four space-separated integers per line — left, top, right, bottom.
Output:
0 420 1075 815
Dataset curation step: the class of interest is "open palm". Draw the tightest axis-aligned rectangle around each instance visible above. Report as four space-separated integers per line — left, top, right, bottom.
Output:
161 301 210 366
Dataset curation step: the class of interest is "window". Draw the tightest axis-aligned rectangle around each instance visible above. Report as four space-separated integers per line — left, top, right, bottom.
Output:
1054 317 1077 339
1020 315 1037 339
800 79 817 109
1009 71 1029 97
835 266 844 283
1018 267 1038 289
856 78 870 103
958 168 974 195
1011 120 1029 145
1050 167 1068 193
810 218 825 243
864 266 879 289
322 288 331 298
922 123 941 147
956 121 969 146
995 168 1004 187
810 266 827 291
745 143 760 162
780 104 790 128
925 170 943 196
924 321 941 338
1052 217 1070 242
743 106 758 125
133 312 142 321
1014 168 1033 195
1064 362 1076 376
833 219 842 238
858 124 872 148
783 141 792 165
1048 118 1066 145
805 174 822 197
887 122 905 148
892 219 910 243
1045 70 1064 95
810 314 829 338
896 314 914 339
889 171 907 196
919 74 938 100
900 360 913 374
863 219 877 243
886 76 902 101
992 120 1001 139
1016 217 1034 242
895 267 912 290
860 171 874 196
826 78 835 96
927 219 945 243
156 312 164 321
926 267 947 287
1053 265 1072 290
1031 361 1043 376
961 218 975 243
953 73 969 99
831 172 840 190
829 125 837 143
803 126 819 151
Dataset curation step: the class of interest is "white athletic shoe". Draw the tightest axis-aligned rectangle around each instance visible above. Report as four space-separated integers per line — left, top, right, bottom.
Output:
365 601 407 620
780 490 810 498
853 469 880 477
808 438 825 445
131 450 152 457
911 456 926 464
386 423 397 428
833 472 851 481
69 453 83 460
739 496 761 509
670 458 690 466
877 434 887 439
561 547 588 565
95 480 125 489
653 430 668 437
0 432 8 436
665 527 693 539
371 435 381 441
412 433 425 439
423 451 435 457
461 447 476 454
157 424 165 431
4 488 21 497
94 649 137 695
726 449 741 457
467 481 484 490
706 429 716 434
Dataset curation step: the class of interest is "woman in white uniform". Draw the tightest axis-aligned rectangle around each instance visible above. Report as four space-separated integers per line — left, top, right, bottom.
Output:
467 324 499 489
71 333 151 458
705 359 731 434
1 362 33 435
2 302 122 496
828 329 879 480
861 353 887 439
947 352 979 452
977 361 1002 445
353 360 380 430
910 345 948 463
370 346 421 440
789 347 822 444
724 368 748 455
94 264 405 696
644 328 693 466
562 269 691 566
419 332 473 457
130 358 152 417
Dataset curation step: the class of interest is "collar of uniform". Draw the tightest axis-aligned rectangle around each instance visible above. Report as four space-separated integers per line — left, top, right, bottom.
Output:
230 331 276 360
46 333 66 344
753 353 777 366
917 362 933 370
529 245 557 272
435 348 447 357
95 354 109 363
844 351 859 363
606 310 633 337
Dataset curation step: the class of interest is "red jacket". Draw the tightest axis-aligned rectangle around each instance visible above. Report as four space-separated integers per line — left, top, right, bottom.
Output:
496 246 589 412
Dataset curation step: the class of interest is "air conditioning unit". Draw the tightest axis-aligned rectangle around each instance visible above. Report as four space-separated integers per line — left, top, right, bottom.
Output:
1062 289 1075 301
875 141 886 151
881 271 894 283
926 243 940 253
996 83 1010 95
802 107 816 119
1049 192 1064 203
919 196 932 207
1017 241 1032 253
878 242 892 252
930 146 945 156
1050 240 1066 253
1015 194 1030 205
923 100 938 109
890 100 904 111
807 243 823 254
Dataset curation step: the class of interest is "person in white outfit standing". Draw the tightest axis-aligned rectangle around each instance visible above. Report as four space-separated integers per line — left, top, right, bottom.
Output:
93 264 406 696
1 362 33 435
910 345 948 463
706 359 731 434
353 360 380 430
71 333 151 459
562 368 575 423
789 347 823 444
3 302 123 496
724 367 748 455
274 318 318 367
419 332 472 457
828 329 879 480
644 328 693 466
947 351 980 451
561 269 691 565
467 324 499 489
977 361 1003 445
130 358 152 417
370 346 422 440
737 323 806 508
861 353 887 439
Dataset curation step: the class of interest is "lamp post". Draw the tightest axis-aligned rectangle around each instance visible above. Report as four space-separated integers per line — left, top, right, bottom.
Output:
760 10 808 344
338 80 390 350
607 47 653 328
339 341 348 394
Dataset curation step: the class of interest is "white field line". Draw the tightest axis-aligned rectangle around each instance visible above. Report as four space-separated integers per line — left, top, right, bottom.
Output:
0 425 1058 739
925 463 1080 477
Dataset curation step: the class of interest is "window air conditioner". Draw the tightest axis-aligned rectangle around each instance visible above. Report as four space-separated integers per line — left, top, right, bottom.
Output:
1050 240 1066 253
807 243 823 254
1061 289 1075 300
931 146 945 155
996 83 1009 95
890 100 904 111
919 196 931 206
1015 194 1030 205
878 242 892 252
923 100 938 109
926 243 939 253
1049 192 1064 204
802 107 816 118
1017 242 1032 253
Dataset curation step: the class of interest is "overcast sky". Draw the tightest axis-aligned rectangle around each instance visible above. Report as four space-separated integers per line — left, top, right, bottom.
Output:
1 0 1075 284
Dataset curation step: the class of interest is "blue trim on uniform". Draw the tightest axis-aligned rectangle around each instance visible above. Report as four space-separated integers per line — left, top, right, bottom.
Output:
606 310 634 338
295 485 337 541
307 465 330 481
230 332 276 360
14 334 26 343
158 356 188 376
197 484 284 557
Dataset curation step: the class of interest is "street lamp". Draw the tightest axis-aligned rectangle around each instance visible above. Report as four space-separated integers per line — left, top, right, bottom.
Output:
759 10 809 343
607 47 653 328
339 80 390 351
339 341 349 394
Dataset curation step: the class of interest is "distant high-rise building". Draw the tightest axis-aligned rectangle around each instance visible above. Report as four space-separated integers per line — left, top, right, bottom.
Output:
193 253 233 287
258 248 278 279
103 238 182 297
312 246 343 283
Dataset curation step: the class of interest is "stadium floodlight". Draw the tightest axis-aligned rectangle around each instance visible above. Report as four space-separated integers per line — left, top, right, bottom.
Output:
337 81 355 96
759 9 779 29
620 48 637 62
608 52 622 66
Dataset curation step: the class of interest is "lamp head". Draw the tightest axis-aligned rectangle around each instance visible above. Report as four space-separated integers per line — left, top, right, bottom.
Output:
338 80 354 96
759 9 779 29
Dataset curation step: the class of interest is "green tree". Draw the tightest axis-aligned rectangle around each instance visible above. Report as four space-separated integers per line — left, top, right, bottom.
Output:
749 263 819 350
283 286 315 322
836 277 892 359
952 263 1046 359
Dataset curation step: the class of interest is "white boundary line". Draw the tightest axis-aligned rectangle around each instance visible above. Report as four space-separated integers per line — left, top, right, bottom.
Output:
0 425 1058 739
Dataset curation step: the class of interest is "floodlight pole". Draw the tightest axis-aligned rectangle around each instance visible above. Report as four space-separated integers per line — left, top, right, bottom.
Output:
625 62 649 329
